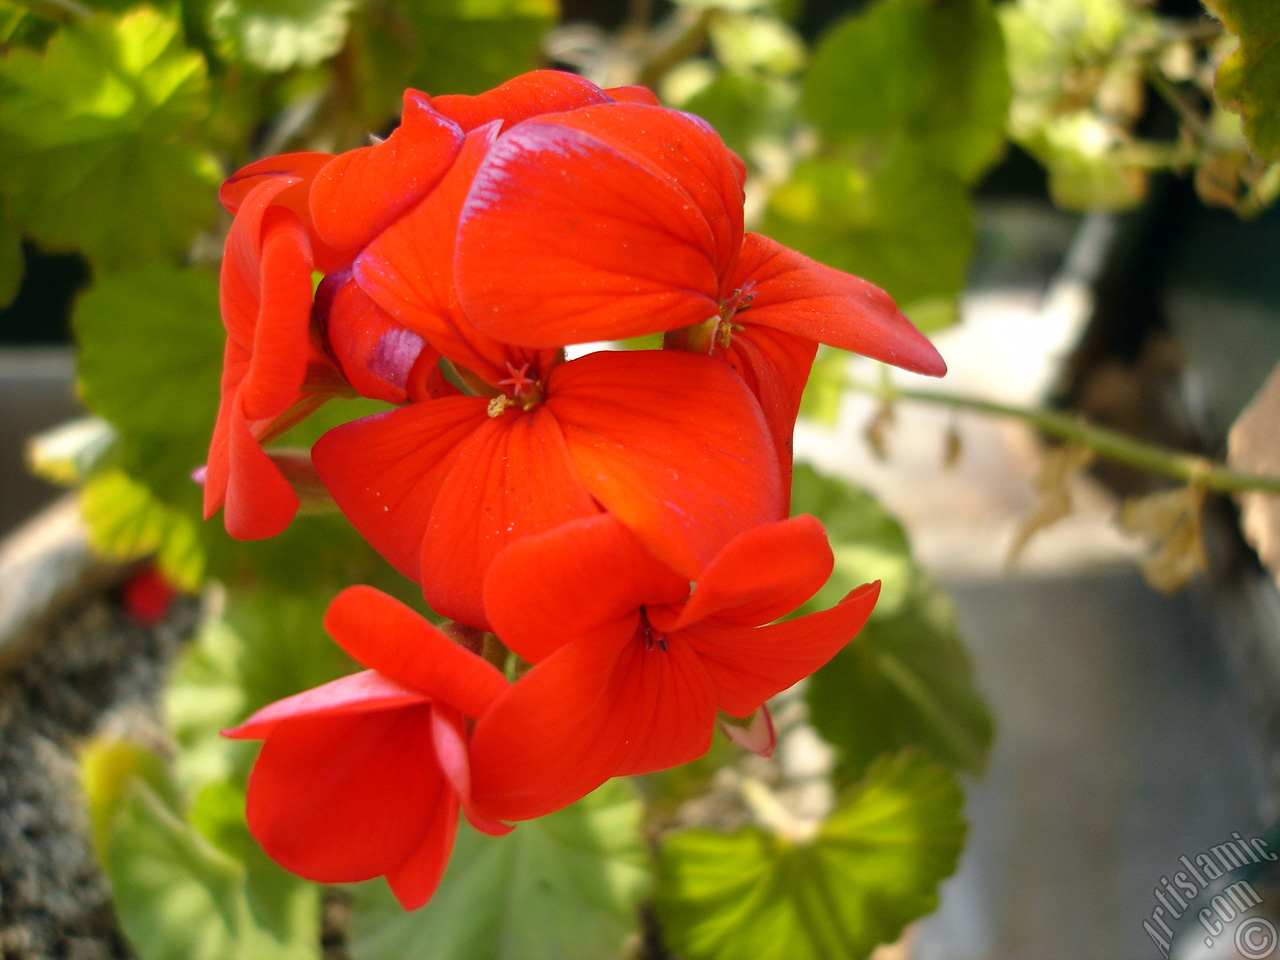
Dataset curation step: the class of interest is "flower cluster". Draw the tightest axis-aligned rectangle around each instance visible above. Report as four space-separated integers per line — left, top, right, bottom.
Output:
212 70 944 909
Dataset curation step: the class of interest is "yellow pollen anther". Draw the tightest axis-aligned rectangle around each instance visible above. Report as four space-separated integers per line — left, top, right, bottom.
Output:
487 396 514 418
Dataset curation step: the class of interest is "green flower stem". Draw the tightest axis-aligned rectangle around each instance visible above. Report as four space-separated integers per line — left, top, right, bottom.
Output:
848 380 1280 497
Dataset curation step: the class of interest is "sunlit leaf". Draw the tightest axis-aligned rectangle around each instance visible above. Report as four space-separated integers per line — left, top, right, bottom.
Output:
0 6 220 269
1204 0 1280 161
803 0 1009 183
762 151 971 333
81 468 206 590
348 780 650 960
82 738 321 960
208 0 357 71
654 751 966 960
792 464 992 780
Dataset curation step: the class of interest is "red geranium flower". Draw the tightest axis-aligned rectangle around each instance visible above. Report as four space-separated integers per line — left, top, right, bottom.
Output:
468 513 880 821
451 103 946 472
223 585 509 909
316 119 785 629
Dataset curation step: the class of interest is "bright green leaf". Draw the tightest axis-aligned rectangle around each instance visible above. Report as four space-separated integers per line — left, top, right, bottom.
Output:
792 464 992 780
802 0 1009 183
1204 0 1280 160
208 0 356 71
762 150 972 332
655 752 966 960
348 780 651 960
0 6 220 269
81 468 206 589
83 738 321 960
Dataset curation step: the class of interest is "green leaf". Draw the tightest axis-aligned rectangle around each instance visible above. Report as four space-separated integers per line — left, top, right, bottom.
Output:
1204 0 1280 161
83 738 321 960
792 464 992 780
75 263 222 460
370 0 557 98
0 6 220 269
166 587 358 789
81 468 207 589
347 780 651 960
674 68 798 159
762 150 972 332
802 0 1009 184
208 0 356 71
654 752 966 960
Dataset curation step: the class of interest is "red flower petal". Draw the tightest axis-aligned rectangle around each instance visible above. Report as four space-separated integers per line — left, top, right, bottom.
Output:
688 581 880 717
239 208 315 422
469 623 716 820
220 391 300 539
728 233 947 377
548 350 784 578
312 398 488 581
602 85 660 105
355 123 551 387
484 513 688 665
456 109 733 348
670 514 833 630
429 70 612 131
384 787 460 909
219 151 331 216
323 586 508 718
310 90 465 253
224 670 428 740
430 706 512 837
419 406 600 628
715 324 817 489
242 704 455 886
320 270 436 404
220 177 299 350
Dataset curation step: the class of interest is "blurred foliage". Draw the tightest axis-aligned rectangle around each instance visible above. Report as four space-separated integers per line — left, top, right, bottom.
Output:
8 0 1275 954
347 780 650 960
654 751 965 960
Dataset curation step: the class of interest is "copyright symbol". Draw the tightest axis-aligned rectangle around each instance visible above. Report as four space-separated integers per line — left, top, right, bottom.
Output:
1236 917 1278 959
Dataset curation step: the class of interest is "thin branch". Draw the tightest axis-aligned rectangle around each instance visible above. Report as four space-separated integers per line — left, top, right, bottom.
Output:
849 381 1280 497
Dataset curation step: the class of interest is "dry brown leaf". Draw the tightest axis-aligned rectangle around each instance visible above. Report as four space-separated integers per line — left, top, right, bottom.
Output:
1228 359 1280 590
1116 486 1207 593
1007 444 1095 566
